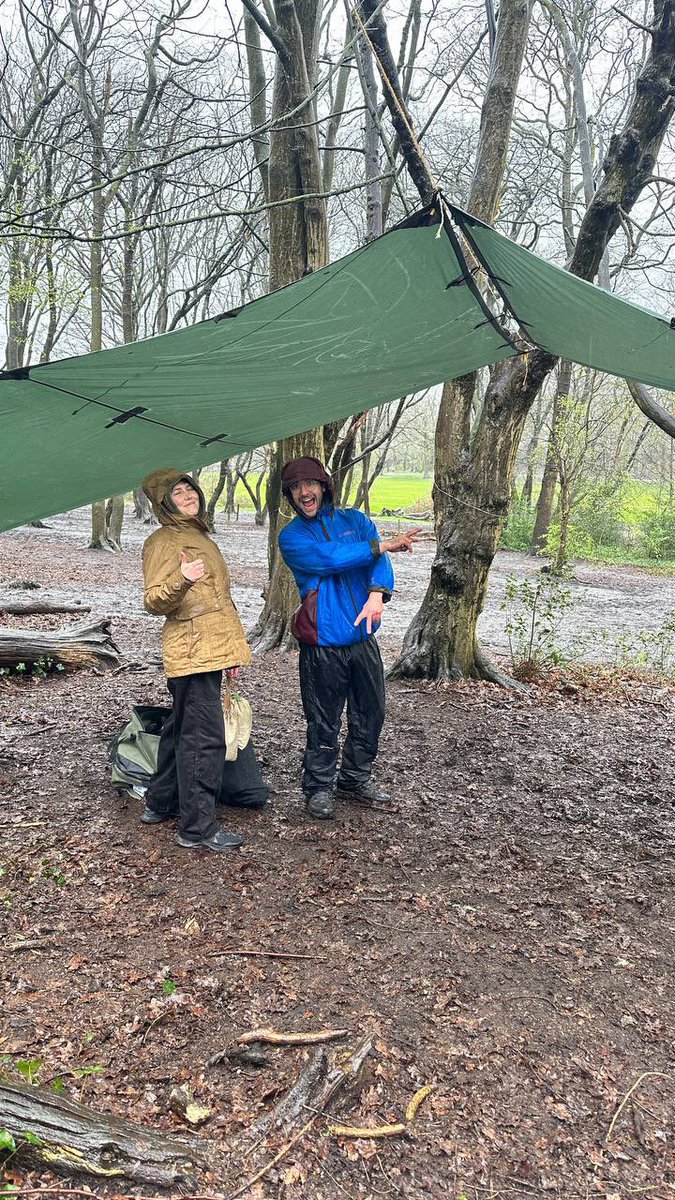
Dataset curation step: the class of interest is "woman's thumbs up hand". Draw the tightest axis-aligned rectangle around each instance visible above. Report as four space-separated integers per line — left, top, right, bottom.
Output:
180 551 205 582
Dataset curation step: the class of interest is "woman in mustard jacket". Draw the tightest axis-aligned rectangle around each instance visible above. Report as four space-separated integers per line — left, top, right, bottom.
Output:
140 468 266 852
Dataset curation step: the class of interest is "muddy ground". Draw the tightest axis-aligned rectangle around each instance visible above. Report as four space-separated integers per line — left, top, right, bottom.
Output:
0 508 674 1200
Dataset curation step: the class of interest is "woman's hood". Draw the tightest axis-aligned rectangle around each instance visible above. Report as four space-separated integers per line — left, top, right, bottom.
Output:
141 468 208 531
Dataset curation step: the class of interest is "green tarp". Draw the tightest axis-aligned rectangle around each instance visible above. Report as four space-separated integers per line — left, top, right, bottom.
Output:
1 202 673 532
453 208 675 392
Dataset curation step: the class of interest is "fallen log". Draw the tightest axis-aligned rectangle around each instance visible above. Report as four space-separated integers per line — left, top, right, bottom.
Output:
0 601 91 616
250 1032 374 1137
0 1081 213 1188
250 1048 327 1136
0 618 119 671
233 1035 374 1199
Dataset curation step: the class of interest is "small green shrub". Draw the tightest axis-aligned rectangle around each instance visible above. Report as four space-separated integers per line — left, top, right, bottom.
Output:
31 655 65 679
501 570 574 677
572 490 628 550
15 1059 42 1085
500 497 535 552
0 1129 16 1154
638 507 675 561
0 656 65 680
611 610 675 677
545 520 596 564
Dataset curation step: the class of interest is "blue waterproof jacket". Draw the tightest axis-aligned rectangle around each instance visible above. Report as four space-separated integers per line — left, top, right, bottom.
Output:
278 504 394 647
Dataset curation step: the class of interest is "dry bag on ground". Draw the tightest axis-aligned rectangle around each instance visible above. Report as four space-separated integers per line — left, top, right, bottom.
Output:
109 704 269 809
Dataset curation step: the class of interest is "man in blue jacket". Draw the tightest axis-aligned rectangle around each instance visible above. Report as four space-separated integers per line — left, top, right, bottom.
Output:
279 456 420 820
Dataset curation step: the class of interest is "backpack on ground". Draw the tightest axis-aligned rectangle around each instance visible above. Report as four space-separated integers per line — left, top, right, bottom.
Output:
108 704 270 809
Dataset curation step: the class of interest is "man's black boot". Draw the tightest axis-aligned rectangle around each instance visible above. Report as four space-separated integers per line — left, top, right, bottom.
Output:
176 828 244 851
140 807 177 824
306 790 335 819
336 779 392 806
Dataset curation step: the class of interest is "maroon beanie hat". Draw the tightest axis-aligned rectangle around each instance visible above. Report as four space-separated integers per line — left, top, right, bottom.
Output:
281 456 333 504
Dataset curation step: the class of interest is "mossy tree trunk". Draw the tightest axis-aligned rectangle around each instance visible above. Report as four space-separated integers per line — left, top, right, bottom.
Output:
391 351 555 681
0 1081 210 1188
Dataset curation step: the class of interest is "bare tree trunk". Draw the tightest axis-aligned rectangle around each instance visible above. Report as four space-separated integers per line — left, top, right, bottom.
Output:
354 451 372 512
520 394 548 507
554 478 572 574
6 167 28 371
107 494 125 548
530 360 572 554
375 0 535 682
392 351 554 681
89 499 114 552
253 466 268 525
322 31 352 192
358 38 383 240
243 10 270 198
206 460 230 528
237 460 269 525
225 463 237 515
330 414 365 504
87 130 116 551
133 487 155 523
247 0 329 651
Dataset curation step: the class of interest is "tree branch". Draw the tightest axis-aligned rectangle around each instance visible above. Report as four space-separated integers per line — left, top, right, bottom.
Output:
626 378 675 439
357 0 435 203
241 0 290 68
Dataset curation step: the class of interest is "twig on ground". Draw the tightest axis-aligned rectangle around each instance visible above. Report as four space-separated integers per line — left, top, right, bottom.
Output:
237 1027 349 1046
308 1147 354 1197
208 948 326 961
356 915 393 932
228 1115 316 1200
606 1070 670 1142
9 938 58 951
11 724 58 739
405 1084 435 1121
376 1150 404 1196
327 1082 435 1140
327 1120 407 1138
139 1009 170 1044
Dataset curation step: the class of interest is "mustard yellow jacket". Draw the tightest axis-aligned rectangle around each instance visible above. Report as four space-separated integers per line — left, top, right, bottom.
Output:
142 469 251 679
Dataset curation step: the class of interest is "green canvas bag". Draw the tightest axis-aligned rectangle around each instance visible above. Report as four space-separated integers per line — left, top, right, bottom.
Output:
109 705 170 798
109 702 269 809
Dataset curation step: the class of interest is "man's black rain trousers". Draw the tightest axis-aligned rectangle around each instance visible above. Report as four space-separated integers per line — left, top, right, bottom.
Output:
298 637 385 795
